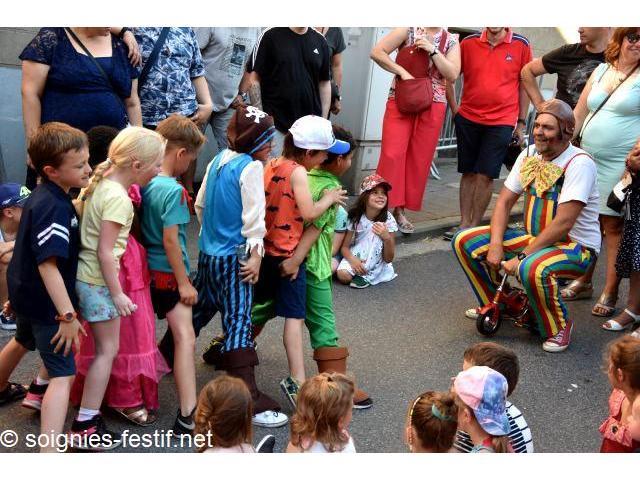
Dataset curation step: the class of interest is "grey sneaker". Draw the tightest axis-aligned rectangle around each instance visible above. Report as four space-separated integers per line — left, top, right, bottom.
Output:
0 311 16 331
280 376 301 409
443 226 461 242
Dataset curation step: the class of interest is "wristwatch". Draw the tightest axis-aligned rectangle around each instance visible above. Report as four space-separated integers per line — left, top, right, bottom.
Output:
517 252 527 261
55 311 77 323
516 118 527 127
118 27 131 40
429 46 438 57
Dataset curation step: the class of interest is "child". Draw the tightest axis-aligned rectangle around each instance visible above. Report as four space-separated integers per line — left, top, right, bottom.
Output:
286 372 357 453
455 342 534 453
336 174 397 289
0 183 30 330
70 132 170 427
405 391 458 453
185 105 287 428
265 125 372 409
452 366 512 453
600 335 640 452
195 374 275 453
630 395 640 447
6 122 91 452
141 114 206 435
251 115 347 411
71 126 165 450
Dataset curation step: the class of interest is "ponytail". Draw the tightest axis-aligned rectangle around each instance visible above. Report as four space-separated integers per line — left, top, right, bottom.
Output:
490 435 511 453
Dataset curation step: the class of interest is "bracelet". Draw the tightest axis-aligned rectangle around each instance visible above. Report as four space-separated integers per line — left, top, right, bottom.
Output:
118 27 131 40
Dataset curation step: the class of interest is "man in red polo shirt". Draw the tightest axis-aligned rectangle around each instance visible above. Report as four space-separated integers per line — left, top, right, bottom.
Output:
444 27 532 241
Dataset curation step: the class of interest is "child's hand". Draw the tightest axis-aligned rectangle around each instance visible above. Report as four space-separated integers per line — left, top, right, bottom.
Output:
372 222 392 241
279 257 301 280
51 319 87 356
178 282 198 306
322 187 348 207
112 292 137 317
240 255 261 284
348 257 367 276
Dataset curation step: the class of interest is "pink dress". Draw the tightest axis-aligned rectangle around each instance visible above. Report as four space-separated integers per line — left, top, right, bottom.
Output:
71 185 170 410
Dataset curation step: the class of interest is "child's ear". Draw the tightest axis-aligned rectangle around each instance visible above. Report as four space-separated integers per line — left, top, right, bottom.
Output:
177 147 188 160
42 165 56 179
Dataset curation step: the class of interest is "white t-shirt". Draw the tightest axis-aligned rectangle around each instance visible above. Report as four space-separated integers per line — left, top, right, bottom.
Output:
305 436 356 453
504 144 601 253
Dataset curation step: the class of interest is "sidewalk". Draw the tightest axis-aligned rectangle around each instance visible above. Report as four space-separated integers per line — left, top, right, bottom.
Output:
392 156 524 240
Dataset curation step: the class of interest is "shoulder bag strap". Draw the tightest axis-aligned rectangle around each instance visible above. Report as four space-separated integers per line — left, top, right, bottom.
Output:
137 27 170 93
578 63 639 139
64 27 125 109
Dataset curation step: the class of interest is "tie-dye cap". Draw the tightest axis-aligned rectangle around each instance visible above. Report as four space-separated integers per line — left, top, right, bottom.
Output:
454 365 510 436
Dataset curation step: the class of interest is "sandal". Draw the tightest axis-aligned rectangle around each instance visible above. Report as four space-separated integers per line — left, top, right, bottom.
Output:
0 382 28 406
591 293 618 318
560 280 593 301
602 309 640 332
396 216 415 235
114 406 158 427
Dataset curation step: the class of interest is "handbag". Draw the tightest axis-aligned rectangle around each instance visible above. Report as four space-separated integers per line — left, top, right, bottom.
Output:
64 27 126 111
394 30 448 115
573 63 639 147
607 172 638 218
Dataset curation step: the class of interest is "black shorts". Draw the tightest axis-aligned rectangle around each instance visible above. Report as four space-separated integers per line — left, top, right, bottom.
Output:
15 314 76 378
454 113 513 179
254 255 307 319
150 286 181 319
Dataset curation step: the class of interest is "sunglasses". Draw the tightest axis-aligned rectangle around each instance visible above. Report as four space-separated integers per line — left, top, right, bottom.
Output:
625 33 640 44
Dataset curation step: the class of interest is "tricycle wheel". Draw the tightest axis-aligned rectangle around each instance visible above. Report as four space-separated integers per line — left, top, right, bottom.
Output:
476 310 501 336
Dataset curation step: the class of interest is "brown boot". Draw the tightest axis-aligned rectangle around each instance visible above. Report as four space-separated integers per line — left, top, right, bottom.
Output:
220 348 282 414
313 346 372 409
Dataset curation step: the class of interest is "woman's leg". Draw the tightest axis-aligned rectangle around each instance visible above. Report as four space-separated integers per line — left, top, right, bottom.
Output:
79 317 120 410
166 302 196 416
604 272 640 328
593 215 624 315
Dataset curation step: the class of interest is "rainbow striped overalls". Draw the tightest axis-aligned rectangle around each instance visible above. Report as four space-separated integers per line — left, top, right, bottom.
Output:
452 156 595 339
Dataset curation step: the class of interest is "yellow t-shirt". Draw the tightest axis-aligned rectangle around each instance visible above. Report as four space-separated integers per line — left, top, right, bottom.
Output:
77 179 134 286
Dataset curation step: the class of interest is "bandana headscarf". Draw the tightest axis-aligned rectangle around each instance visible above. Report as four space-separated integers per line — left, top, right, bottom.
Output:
227 105 276 155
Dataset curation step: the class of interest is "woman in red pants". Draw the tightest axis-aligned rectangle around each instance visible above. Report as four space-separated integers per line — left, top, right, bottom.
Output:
371 27 460 233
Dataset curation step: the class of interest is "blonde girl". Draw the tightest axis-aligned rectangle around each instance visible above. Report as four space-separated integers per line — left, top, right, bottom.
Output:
70 126 165 451
286 372 356 453
405 391 458 453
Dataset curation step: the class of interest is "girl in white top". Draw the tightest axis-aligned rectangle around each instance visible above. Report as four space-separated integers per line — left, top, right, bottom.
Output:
71 127 165 449
286 372 357 453
196 375 256 453
337 174 397 289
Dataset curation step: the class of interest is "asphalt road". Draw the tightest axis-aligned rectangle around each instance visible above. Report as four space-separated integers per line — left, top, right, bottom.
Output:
0 234 624 453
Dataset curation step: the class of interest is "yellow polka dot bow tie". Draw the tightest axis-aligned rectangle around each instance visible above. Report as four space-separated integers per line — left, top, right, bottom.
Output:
520 155 564 194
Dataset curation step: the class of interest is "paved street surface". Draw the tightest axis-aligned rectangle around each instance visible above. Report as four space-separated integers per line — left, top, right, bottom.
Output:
0 230 624 453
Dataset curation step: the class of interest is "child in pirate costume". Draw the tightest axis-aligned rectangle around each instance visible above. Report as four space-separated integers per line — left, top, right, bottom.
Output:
253 125 373 409
452 99 601 353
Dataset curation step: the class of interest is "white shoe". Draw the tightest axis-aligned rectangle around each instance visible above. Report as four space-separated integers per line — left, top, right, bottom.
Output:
602 309 640 332
252 410 288 428
465 308 480 320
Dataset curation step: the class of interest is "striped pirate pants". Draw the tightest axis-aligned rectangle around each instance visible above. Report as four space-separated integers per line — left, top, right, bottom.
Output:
192 252 254 351
452 226 594 338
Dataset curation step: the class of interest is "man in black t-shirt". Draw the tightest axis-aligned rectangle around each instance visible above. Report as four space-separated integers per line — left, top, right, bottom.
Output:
521 27 611 109
248 27 332 156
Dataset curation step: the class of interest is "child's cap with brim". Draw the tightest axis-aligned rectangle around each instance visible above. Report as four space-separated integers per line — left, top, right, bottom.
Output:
289 115 350 155
454 365 510 436
359 173 392 195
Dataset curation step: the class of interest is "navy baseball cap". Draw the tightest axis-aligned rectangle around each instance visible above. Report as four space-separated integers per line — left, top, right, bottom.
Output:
0 183 31 208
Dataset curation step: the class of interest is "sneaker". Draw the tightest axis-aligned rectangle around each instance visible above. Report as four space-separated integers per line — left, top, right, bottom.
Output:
255 434 276 453
279 376 301 409
465 307 481 320
252 410 288 428
21 381 48 412
349 276 370 289
353 396 373 410
69 414 122 451
172 409 195 436
0 311 16 331
202 335 225 365
0 382 28 406
542 322 573 353
443 226 461 242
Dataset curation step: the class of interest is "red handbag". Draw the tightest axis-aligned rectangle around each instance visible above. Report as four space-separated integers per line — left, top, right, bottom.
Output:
394 30 448 115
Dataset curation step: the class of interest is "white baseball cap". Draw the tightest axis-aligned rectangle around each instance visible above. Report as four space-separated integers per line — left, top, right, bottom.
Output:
288 115 351 154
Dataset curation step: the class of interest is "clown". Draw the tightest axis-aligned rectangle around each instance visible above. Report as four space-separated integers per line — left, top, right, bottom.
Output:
452 99 601 352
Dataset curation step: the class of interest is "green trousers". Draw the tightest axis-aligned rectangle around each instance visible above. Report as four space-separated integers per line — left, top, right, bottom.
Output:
252 272 339 349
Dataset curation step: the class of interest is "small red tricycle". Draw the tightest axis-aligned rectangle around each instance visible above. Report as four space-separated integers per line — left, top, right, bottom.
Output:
475 263 536 336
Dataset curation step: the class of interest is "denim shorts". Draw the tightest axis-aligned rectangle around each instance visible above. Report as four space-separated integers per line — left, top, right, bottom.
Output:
76 280 119 323
15 314 76 378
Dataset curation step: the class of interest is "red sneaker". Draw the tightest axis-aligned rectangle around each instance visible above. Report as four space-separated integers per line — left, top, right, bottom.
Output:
21 381 48 411
542 322 573 353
